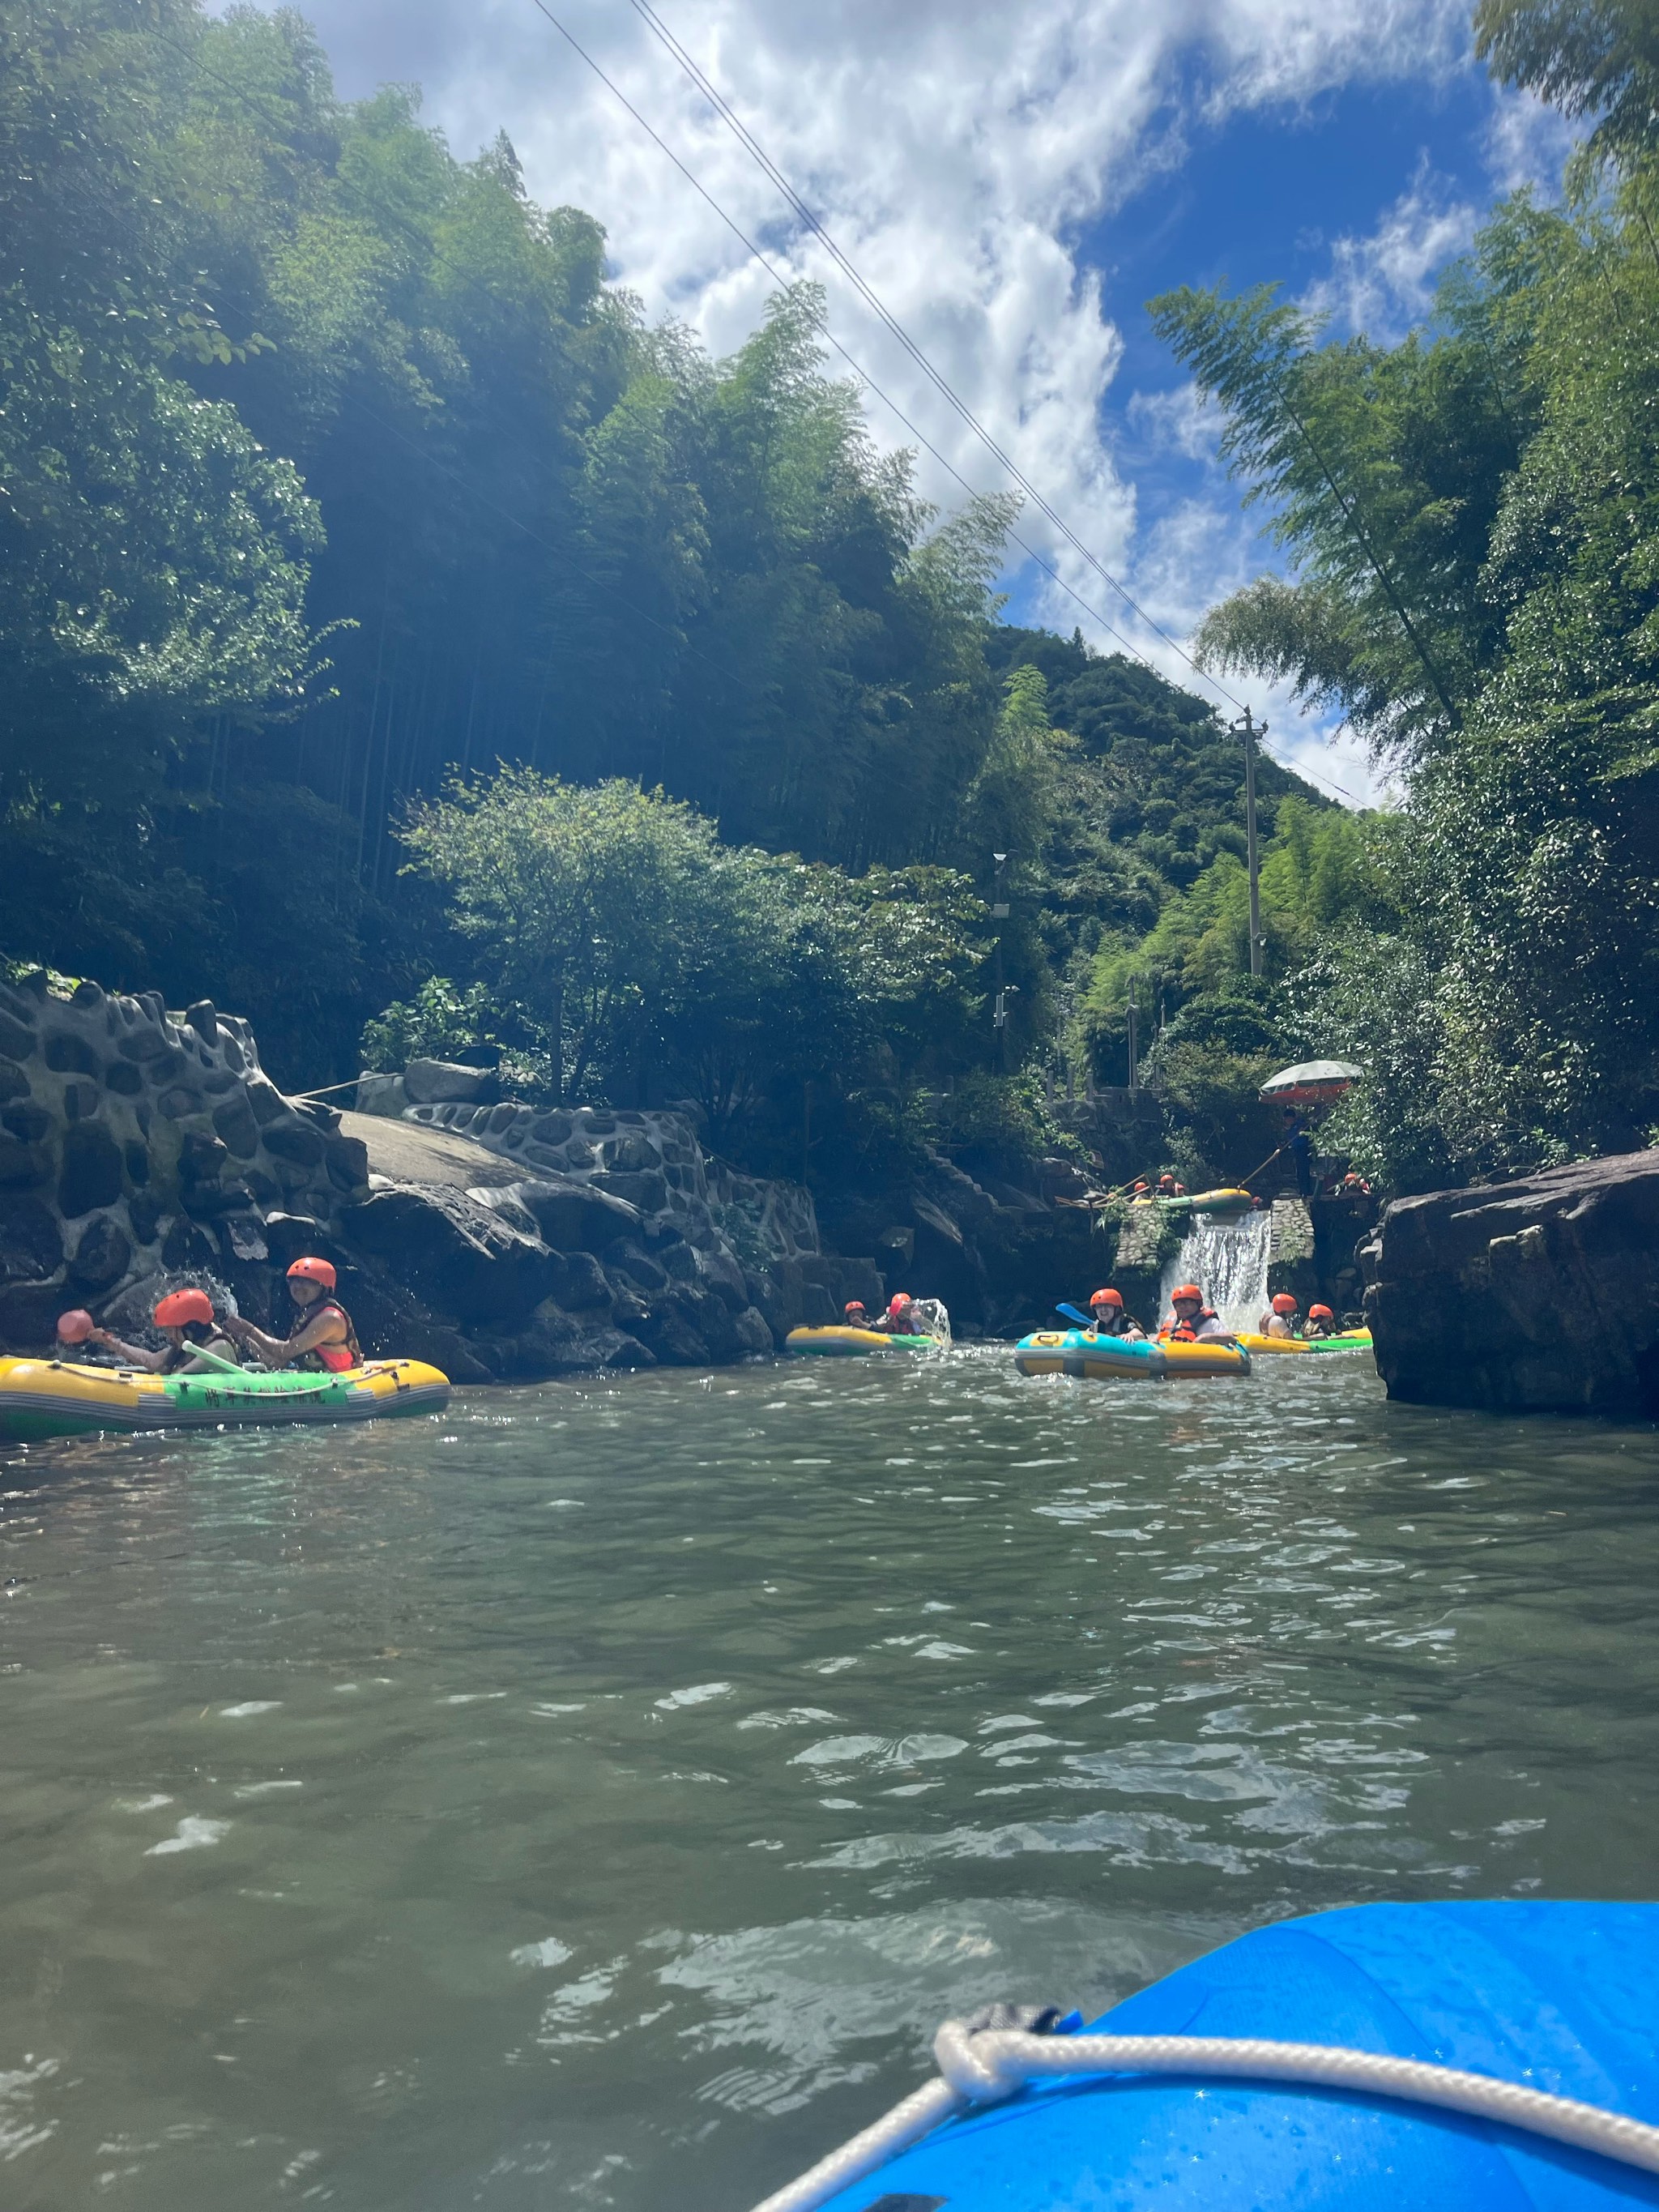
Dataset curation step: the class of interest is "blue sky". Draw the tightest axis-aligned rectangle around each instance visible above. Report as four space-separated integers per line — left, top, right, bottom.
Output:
263 0 1579 801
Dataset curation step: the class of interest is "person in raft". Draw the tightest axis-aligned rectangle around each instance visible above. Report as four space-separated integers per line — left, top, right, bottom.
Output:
74 1288 243 1375
1159 1283 1236 1344
1155 1172 1187 1198
1302 1303 1338 1340
873 1292 923 1335
1086 1287 1145 1341
842 1300 871 1328
1259 1292 1301 1339
221 1257 362 1373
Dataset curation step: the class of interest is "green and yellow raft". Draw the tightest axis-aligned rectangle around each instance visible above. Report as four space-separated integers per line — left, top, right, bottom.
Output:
1235 1329 1373 1356
785 1326 942 1358
0 1355 451 1442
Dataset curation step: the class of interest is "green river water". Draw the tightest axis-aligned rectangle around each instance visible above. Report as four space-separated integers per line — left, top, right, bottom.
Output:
2 1352 1657 2209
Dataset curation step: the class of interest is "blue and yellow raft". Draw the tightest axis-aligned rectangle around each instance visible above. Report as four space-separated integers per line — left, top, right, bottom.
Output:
1014 1328 1251 1380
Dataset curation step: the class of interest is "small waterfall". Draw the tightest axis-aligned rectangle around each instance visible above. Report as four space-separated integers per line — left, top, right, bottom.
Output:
1158 1210 1273 1334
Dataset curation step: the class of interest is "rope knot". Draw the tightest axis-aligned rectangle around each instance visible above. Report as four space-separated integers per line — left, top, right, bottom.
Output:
934 2007 1071 2106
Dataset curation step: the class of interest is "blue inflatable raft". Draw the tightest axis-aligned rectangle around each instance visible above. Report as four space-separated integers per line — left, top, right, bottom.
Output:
776 1902 1659 2210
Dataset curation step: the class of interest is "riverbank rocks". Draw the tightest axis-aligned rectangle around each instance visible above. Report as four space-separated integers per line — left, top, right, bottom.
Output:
1363 1147 1659 1416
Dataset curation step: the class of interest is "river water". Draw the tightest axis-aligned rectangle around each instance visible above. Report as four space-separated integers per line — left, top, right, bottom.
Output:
2 1352 1657 2210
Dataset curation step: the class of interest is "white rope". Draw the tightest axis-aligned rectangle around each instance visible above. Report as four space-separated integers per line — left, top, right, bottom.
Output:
746 2020 1659 2212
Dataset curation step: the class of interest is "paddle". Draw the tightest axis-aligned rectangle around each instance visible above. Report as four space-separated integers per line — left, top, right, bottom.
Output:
1056 1303 1094 1329
172 1343 345 1397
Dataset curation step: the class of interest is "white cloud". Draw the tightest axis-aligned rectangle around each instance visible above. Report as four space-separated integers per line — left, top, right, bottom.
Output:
1482 84 1582 195
1303 156 1479 339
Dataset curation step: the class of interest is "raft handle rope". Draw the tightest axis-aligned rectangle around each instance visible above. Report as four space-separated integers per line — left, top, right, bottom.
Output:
746 2009 1659 2212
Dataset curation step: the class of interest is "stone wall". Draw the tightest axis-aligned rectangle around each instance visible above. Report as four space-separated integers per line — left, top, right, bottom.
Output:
0 972 365 1347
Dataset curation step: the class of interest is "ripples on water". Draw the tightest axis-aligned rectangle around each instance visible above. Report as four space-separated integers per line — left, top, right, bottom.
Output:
1 1352 1657 2206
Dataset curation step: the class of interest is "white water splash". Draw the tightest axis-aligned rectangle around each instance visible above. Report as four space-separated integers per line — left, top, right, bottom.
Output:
1159 1212 1273 1334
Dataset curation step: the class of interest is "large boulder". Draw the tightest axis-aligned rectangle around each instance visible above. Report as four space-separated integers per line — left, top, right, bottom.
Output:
1363 1149 1659 1416
342 1182 561 1327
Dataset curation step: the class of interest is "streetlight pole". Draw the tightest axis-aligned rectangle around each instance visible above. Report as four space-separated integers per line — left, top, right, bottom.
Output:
1233 707 1265 980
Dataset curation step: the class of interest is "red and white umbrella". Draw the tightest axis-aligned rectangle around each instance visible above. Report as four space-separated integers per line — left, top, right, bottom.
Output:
1259 1059 1365 1108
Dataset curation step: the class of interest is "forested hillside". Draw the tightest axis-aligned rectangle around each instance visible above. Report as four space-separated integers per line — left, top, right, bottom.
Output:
5 0 1656 1199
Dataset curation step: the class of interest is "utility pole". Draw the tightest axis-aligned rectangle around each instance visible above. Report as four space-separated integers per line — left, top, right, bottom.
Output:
1234 707 1265 980
1126 977 1138 1095
992 852 1010 1072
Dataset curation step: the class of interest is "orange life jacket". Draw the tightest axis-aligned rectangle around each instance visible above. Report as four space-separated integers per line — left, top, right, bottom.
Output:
292 1299 361 1373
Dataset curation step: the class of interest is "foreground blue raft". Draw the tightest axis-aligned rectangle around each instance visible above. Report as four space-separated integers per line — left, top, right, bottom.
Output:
801 1902 1659 2210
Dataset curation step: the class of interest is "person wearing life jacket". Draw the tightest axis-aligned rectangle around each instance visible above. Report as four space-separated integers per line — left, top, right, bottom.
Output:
222 1258 362 1373
1155 1173 1186 1198
843 1300 871 1328
1259 1292 1300 1339
1128 1180 1154 1203
83 1288 242 1375
876 1292 921 1336
1302 1303 1338 1340
1087 1287 1145 1341
1159 1283 1235 1344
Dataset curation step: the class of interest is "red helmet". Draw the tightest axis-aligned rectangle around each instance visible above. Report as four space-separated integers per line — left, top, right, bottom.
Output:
57 1308 95 1344
1271 1293 1298 1315
1308 1304 1334 1321
1132 1180 1149 1191
156 1287 214 1329
1090 1288 1124 1309
844 1300 866 1314
1172 1283 1203 1302
887 1293 910 1317
288 1257 337 1290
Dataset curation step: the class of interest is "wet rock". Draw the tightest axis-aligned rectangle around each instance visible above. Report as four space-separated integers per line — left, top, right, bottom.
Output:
0 1198 64 1282
179 1131 230 1184
342 1183 559 1327
185 1001 220 1047
0 1010 37 1061
103 1061 143 1096
511 1177 639 1254
1364 1147 1659 1416
2 1103 51 1145
129 1192 163 1246
0 1059 28 1102
115 1026 173 1064
403 1058 499 1107
609 1241 667 1294
261 1120 325 1168
123 1141 150 1185
69 1215 132 1292
594 1167 669 1214
62 1082 100 1121
552 1249 611 1311
324 1134 369 1193
245 1079 289 1127
58 1125 123 1216
212 1093 262 1159
219 1213 269 1264
162 1218 220 1274
157 1086 207 1120
43 1031 101 1077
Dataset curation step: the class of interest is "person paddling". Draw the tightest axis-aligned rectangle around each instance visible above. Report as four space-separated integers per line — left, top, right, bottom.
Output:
82 1288 242 1375
222 1258 361 1373
1260 1292 1300 1339
1086 1287 1145 1341
1302 1303 1338 1340
1159 1283 1235 1344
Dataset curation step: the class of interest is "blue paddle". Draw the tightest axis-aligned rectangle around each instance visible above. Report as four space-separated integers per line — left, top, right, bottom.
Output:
1056 1303 1094 1328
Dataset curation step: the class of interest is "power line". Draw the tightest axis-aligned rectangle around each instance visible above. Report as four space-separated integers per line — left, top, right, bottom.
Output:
526 0 1361 805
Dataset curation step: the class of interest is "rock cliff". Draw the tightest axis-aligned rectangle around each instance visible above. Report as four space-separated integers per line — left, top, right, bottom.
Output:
1362 1149 1659 1416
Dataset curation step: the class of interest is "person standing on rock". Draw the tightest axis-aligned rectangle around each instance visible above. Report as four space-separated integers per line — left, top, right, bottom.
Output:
1086 1288 1145 1341
81 1289 242 1375
222 1258 362 1373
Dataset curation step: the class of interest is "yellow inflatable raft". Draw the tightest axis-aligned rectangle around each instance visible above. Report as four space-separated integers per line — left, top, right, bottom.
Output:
0 1355 452 1443
1235 1329 1374 1356
785 1326 940 1357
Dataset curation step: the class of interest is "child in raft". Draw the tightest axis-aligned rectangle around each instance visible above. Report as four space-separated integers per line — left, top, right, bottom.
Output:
1302 1303 1339 1339
1259 1292 1301 1338
67 1288 243 1375
1086 1288 1145 1340
1159 1283 1238 1344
